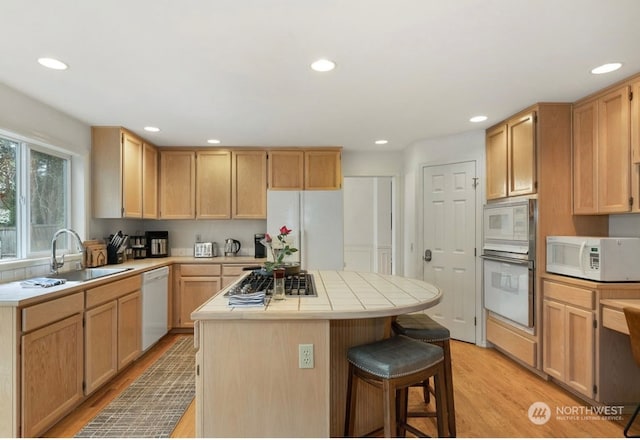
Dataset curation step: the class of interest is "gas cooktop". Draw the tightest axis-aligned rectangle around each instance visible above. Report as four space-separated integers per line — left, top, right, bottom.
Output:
225 270 317 297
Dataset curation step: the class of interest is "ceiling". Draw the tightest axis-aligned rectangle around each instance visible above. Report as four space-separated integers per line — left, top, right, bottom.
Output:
2 0 640 152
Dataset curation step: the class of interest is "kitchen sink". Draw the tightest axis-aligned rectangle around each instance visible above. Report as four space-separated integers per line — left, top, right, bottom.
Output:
47 267 133 282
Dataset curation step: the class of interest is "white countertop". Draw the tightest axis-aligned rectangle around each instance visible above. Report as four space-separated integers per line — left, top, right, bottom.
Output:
0 256 265 307
191 270 442 320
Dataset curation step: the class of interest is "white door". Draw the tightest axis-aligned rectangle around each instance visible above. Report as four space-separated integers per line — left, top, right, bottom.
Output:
423 161 476 343
343 177 392 274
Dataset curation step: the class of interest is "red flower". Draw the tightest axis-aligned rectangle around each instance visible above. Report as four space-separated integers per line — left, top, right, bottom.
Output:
279 225 292 235
264 233 272 243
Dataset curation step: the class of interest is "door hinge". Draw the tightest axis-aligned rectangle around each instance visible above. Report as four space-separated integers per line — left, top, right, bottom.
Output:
472 177 479 189
594 319 598 329
593 384 598 395
474 248 477 257
630 90 633 101
474 316 477 326
82 381 86 392
630 196 634 207
196 364 200 376
82 317 85 327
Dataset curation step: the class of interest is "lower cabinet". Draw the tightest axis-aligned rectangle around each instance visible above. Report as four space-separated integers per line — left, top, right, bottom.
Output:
175 264 221 328
84 276 142 395
21 296 84 438
542 280 595 399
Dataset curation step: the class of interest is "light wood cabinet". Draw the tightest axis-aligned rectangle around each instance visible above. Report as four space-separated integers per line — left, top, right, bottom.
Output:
175 264 221 328
304 149 342 190
142 142 158 219
117 291 142 369
232 150 267 219
222 264 245 288
572 100 599 214
21 313 83 438
159 150 196 219
196 150 232 219
573 86 631 214
85 276 142 395
485 124 508 200
93 127 157 218
84 300 118 395
485 112 536 200
268 150 305 190
268 149 343 190
542 280 595 399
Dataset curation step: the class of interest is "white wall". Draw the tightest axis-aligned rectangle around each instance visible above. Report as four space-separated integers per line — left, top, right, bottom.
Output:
402 129 485 277
0 83 92 280
610 214 640 236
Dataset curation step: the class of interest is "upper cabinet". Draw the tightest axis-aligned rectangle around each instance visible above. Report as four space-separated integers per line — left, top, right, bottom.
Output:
92 127 158 219
268 148 342 190
573 85 631 214
142 142 158 218
159 150 196 219
232 150 267 218
485 111 536 200
485 124 508 199
268 150 305 190
196 150 232 219
159 149 267 219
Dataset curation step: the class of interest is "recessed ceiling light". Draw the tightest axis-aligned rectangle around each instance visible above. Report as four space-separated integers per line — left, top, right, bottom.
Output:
375 139 388 145
591 63 622 74
311 59 336 72
207 139 221 144
144 126 160 132
470 115 488 123
37 57 68 70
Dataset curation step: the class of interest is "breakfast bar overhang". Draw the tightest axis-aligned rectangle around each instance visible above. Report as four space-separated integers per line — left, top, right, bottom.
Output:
191 270 442 438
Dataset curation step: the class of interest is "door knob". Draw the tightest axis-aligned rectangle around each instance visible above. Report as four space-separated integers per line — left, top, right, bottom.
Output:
423 249 432 262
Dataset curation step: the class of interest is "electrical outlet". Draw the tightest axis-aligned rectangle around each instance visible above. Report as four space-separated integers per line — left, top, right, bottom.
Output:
299 343 314 369
195 233 201 242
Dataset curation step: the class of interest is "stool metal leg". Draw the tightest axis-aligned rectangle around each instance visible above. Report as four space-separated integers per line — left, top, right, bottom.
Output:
624 402 640 438
442 340 456 437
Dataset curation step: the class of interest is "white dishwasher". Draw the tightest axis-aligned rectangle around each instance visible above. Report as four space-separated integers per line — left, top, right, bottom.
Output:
141 266 169 351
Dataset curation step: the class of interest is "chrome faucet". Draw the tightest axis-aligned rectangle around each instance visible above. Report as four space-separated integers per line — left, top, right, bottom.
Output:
51 228 85 273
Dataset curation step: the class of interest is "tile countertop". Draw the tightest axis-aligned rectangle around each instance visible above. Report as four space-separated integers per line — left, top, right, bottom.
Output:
0 256 265 307
191 270 443 321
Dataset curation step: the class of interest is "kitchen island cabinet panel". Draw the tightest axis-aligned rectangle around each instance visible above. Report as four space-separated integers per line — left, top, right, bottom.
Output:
21 313 83 438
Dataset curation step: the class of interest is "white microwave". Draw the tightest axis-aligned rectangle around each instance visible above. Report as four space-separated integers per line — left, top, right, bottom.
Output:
546 236 640 281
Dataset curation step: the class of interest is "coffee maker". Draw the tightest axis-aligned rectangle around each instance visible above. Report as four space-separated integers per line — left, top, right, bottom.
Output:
254 234 266 258
146 231 169 257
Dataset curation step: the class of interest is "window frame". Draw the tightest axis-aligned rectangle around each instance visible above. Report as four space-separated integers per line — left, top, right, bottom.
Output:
0 129 72 261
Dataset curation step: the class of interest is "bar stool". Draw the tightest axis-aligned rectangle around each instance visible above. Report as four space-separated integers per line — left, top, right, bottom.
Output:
344 335 447 438
392 313 456 437
624 307 640 438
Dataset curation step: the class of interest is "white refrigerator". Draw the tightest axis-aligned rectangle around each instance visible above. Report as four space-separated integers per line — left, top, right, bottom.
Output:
266 190 344 270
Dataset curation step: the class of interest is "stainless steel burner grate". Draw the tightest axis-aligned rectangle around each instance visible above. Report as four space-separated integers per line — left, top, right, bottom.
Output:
225 271 317 297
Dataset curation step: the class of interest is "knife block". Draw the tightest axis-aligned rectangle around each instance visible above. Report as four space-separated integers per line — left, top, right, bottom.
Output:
107 247 124 265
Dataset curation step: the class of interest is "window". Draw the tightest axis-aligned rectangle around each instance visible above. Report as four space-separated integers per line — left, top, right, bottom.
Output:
0 133 70 260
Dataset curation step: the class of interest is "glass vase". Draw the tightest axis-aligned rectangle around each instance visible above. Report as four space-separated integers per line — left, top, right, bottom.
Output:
272 268 286 300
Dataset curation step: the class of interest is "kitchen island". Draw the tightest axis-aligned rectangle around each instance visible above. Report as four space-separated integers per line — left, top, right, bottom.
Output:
191 270 442 438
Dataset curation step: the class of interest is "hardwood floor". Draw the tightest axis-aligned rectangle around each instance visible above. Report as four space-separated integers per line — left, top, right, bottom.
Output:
44 334 633 438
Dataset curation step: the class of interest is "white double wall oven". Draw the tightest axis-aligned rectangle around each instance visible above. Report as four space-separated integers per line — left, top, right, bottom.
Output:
481 198 536 331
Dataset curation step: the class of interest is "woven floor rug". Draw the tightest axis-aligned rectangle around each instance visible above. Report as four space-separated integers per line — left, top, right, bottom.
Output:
75 336 195 438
